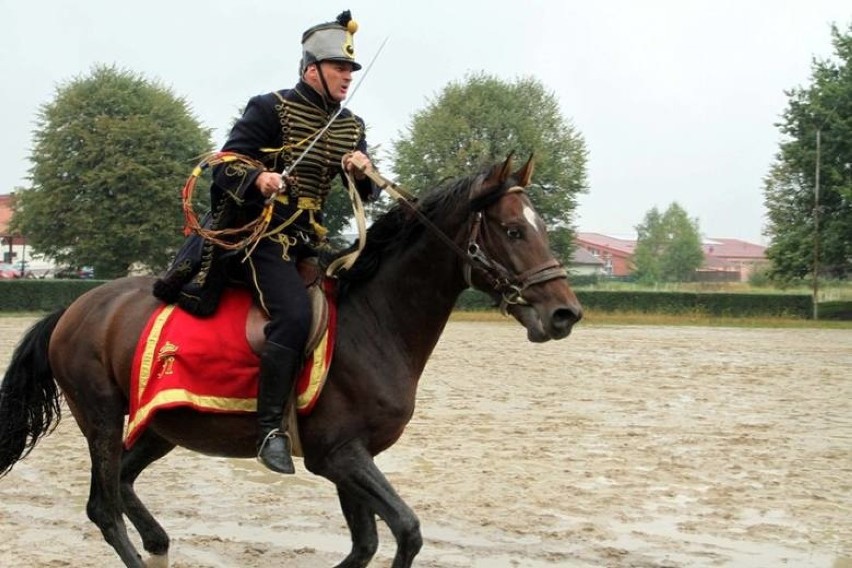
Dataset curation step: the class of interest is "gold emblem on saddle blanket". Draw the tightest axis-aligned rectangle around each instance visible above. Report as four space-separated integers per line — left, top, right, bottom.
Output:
126 281 336 457
156 341 179 379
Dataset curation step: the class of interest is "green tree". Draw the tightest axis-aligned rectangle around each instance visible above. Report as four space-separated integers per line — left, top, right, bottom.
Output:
633 203 704 283
764 23 852 280
11 65 213 278
390 72 587 261
661 205 705 281
633 207 665 282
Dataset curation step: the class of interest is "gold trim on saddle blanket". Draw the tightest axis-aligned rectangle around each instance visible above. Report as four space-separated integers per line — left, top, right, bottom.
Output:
124 288 336 450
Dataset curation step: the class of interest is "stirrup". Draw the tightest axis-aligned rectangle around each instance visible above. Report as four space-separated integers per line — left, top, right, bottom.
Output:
257 429 295 474
258 428 291 449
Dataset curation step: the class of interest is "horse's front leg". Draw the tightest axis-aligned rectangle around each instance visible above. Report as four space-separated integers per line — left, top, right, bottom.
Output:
318 442 422 568
334 485 379 568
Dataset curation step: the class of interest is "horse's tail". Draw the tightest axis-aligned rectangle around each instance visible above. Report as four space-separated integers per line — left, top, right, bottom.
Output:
0 309 66 477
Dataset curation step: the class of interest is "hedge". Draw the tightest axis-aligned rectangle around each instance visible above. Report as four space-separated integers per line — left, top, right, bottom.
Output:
0 280 819 319
0 280 105 312
455 289 814 318
819 301 852 320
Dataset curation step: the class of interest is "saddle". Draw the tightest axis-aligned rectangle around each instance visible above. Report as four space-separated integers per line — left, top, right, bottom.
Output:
125 270 337 452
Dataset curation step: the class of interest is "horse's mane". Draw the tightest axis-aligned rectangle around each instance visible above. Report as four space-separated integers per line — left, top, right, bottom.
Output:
327 171 481 295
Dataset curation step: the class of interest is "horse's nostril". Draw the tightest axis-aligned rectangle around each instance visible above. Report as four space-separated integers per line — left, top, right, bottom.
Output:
551 307 583 333
553 306 582 327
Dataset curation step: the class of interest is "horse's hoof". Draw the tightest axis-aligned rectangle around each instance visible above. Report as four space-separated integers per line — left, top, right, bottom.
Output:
145 553 169 568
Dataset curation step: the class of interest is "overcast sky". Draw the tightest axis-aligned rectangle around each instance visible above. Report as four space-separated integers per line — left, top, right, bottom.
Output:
2 1 849 244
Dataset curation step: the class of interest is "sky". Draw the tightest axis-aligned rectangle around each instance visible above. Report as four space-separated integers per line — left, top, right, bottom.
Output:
1 1 849 245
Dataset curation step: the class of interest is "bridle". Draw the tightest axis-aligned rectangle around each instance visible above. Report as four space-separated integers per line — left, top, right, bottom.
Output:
463 186 568 312
360 170 568 311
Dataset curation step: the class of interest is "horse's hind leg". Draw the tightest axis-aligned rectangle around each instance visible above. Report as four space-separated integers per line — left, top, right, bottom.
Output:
335 486 379 568
70 387 146 567
120 429 176 565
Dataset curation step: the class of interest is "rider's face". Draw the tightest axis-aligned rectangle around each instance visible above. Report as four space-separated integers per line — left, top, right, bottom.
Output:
304 61 354 102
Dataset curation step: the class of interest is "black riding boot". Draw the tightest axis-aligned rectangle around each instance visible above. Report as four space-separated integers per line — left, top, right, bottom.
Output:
256 342 301 474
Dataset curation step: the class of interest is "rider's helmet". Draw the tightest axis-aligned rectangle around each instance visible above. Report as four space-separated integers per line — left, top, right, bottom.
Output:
299 10 362 75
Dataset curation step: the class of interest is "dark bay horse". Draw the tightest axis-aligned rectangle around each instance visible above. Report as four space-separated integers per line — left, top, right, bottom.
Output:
0 156 582 567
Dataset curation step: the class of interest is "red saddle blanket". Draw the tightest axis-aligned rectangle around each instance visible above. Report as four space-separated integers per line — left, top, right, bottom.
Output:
124 286 336 448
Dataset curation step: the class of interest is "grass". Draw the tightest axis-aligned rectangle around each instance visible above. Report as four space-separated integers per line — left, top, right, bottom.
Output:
577 311 851 329
450 309 852 329
575 279 852 301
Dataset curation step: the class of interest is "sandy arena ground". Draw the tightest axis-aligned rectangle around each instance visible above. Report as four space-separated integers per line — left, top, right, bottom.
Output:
0 315 850 567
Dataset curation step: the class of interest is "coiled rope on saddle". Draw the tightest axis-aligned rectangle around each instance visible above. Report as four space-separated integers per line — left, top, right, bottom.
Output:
181 151 274 251
180 151 373 276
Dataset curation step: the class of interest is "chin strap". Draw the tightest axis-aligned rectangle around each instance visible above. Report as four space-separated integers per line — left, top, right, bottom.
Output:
315 65 334 105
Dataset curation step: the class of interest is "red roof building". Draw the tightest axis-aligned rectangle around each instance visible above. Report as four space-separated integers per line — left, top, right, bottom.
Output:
0 194 25 246
575 232 767 281
699 238 768 281
574 232 636 277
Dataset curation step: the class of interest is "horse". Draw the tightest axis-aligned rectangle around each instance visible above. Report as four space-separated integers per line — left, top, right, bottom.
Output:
0 155 582 567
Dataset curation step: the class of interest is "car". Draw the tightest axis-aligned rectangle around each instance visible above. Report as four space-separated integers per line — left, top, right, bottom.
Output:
0 263 22 279
53 266 95 279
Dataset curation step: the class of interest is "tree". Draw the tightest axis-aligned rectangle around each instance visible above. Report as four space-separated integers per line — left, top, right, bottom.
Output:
390 73 587 261
11 65 213 278
633 203 704 283
633 207 666 283
764 23 852 280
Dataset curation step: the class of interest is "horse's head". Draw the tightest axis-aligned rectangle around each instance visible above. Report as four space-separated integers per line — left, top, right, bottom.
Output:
466 155 583 342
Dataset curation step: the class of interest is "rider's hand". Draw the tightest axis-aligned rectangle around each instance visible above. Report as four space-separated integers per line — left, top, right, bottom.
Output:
343 151 373 180
255 171 284 198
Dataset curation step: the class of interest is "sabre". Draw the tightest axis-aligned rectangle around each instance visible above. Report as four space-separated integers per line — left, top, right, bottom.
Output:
274 36 390 193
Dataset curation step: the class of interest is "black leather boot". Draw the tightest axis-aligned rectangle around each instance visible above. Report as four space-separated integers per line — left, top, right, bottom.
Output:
256 342 301 474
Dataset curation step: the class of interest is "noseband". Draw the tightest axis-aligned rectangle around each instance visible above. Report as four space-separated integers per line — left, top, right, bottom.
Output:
464 186 568 311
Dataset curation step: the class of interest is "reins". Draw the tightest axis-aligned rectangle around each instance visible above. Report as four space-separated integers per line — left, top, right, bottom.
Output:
358 168 472 266
356 168 568 309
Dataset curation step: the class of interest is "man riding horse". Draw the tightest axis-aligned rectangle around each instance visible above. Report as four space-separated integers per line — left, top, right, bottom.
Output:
154 10 380 474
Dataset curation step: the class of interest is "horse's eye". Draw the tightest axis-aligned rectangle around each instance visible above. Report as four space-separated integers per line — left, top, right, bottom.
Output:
506 226 523 240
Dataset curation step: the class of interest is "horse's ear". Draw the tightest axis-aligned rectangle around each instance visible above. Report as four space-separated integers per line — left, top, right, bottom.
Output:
482 153 514 187
515 154 535 187
471 153 516 206
498 152 514 184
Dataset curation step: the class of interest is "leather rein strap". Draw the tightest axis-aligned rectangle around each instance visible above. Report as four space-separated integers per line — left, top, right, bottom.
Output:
353 169 568 307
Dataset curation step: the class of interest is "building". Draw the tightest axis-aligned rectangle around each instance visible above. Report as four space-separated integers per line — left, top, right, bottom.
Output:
574 232 767 281
574 232 636 277
0 194 23 264
0 194 56 277
568 246 606 276
699 238 768 281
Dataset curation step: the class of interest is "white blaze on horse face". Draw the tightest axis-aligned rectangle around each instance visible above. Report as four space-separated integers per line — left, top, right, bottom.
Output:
523 205 543 233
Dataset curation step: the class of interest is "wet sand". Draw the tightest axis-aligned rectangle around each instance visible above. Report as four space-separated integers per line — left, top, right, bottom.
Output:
0 316 850 567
